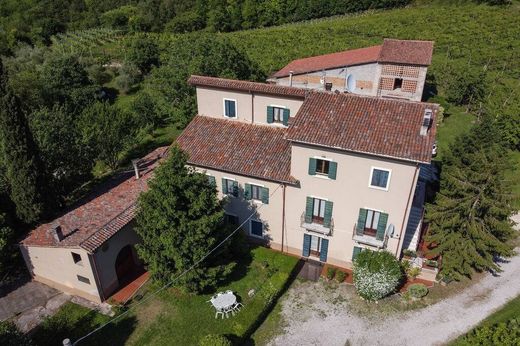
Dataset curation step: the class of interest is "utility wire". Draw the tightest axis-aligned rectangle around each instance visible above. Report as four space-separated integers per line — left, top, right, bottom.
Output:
72 183 282 345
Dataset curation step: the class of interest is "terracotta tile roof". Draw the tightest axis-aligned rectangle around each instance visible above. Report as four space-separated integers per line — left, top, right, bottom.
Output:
176 116 296 184
21 147 170 252
378 39 434 66
273 39 434 78
188 75 307 98
285 92 438 163
272 45 382 78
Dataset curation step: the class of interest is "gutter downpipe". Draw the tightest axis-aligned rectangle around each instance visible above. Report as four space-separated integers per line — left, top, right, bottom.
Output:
396 163 420 257
281 184 286 253
90 252 106 302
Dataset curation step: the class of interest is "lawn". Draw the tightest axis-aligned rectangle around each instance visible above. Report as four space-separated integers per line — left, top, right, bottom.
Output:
450 294 520 345
31 247 300 346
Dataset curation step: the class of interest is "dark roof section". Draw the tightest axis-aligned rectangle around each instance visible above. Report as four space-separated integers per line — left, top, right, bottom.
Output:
22 147 170 252
378 39 434 66
176 116 297 184
285 92 438 163
272 39 434 78
272 45 382 78
188 75 307 98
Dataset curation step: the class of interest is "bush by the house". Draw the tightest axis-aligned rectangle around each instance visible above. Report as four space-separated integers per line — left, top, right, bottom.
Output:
326 267 336 280
353 250 403 301
424 259 439 268
407 283 428 299
0 321 32 346
402 249 417 258
458 319 520 346
336 270 347 283
199 334 232 346
407 266 421 279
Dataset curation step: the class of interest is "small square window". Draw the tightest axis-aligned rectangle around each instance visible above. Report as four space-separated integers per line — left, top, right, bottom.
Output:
71 252 82 264
224 99 236 118
250 220 263 238
370 168 390 189
224 214 239 225
273 107 284 123
393 78 403 90
77 275 90 284
315 159 330 175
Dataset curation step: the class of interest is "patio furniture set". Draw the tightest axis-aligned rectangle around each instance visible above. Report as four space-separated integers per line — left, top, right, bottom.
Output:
209 290 244 319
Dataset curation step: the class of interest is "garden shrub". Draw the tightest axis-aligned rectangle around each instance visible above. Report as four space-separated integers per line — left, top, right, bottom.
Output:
336 270 347 283
407 283 428 299
402 249 417 258
0 321 32 346
326 267 336 280
199 334 232 346
459 319 520 346
353 250 403 301
407 266 421 279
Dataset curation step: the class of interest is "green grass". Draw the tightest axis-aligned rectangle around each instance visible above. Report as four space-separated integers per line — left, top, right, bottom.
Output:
32 247 299 346
434 106 475 160
450 294 520 345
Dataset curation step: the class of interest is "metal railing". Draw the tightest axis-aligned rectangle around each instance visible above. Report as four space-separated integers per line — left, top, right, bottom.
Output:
300 212 334 236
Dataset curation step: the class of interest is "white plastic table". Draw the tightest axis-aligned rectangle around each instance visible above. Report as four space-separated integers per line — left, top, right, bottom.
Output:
211 292 237 311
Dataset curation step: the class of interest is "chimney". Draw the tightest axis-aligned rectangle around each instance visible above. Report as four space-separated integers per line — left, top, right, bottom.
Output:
131 159 140 179
52 224 64 242
289 71 294 87
420 109 433 136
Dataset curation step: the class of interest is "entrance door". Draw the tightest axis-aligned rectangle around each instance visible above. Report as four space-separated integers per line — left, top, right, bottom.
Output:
310 235 321 257
115 245 136 283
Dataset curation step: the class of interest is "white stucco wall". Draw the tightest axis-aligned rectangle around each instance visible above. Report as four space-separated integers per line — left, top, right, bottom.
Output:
20 245 101 301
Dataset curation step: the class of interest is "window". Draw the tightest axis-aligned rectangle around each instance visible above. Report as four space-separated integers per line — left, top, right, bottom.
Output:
77 275 90 284
224 213 239 225
316 159 330 175
207 175 216 186
245 183 269 204
312 198 326 224
364 209 381 237
302 234 329 262
224 99 236 118
310 235 321 256
250 220 263 238
251 184 261 200
369 168 391 190
222 178 238 197
273 107 284 123
71 252 82 265
393 78 403 90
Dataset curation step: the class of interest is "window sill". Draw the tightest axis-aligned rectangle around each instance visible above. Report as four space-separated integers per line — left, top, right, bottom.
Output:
249 232 264 239
368 185 389 191
312 174 331 180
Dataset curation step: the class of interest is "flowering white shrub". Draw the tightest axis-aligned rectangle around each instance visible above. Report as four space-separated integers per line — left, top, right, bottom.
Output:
353 250 403 301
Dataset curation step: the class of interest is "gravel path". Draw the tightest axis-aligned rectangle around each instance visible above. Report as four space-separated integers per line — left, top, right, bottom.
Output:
270 249 520 346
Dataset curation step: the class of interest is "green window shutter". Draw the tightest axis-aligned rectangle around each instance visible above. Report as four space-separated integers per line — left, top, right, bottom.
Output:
305 197 313 223
328 161 337 180
244 183 251 200
208 175 216 187
352 246 362 261
267 106 274 123
323 201 333 228
356 208 367 235
261 187 269 204
221 178 228 194
232 181 239 197
308 158 317 175
319 238 329 262
376 212 388 241
302 234 311 257
282 108 290 126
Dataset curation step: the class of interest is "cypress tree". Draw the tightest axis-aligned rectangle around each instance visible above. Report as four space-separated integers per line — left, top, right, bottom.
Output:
0 61 53 223
426 122 516 280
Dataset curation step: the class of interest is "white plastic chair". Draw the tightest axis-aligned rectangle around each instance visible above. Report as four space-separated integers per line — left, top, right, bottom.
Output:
215 310 224 319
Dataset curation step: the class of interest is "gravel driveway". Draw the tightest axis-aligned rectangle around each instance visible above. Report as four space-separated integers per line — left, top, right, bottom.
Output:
270 249 520 346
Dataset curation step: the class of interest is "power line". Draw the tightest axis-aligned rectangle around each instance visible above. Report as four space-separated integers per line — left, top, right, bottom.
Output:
71 183 282 346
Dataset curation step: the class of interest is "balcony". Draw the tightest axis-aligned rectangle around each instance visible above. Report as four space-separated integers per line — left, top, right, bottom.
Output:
300 212 334 236
352 223 387 248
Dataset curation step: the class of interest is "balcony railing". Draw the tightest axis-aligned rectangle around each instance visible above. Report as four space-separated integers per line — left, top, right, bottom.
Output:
352 223 387 248
300 212 334 236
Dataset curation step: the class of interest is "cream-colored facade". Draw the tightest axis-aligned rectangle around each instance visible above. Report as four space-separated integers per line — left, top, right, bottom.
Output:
195 86 304 125
20 224 142 302
188 84 429 270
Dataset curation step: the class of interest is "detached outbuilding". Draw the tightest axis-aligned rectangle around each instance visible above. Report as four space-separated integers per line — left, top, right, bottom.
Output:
20 147 169 302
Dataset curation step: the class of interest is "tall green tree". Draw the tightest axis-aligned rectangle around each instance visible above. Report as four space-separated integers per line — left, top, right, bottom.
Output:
135 146 235 292
0 61 53 223
126 36 160 75
79 101 136 170
426 121 516 280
